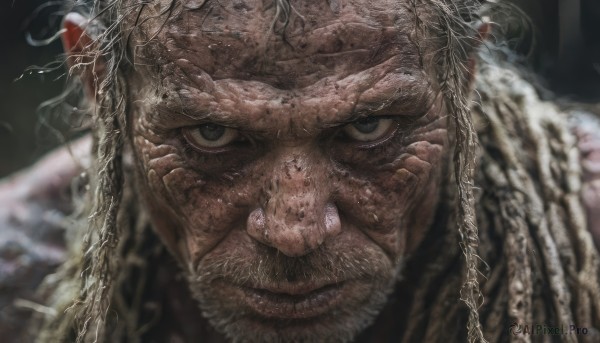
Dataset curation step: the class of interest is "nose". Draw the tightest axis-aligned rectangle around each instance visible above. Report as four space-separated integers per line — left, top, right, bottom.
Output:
246 152 341 257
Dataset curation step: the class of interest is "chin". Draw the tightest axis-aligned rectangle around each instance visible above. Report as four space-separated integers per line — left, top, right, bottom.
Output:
185 244 401 343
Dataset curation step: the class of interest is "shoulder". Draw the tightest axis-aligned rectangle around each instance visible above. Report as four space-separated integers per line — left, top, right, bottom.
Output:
0 135 90 340
570 111 600 249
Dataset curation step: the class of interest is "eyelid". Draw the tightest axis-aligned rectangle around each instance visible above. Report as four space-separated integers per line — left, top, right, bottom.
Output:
349 121 399 149
328 118 396 149
337 110 428 148
182 125 238 152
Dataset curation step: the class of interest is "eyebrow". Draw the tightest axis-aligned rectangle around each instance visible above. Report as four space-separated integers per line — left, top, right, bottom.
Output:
153 94 238 127
337 84 436 125
154 79 435 130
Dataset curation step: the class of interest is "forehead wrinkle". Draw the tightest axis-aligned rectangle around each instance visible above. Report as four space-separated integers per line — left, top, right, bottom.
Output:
131 0 424 89
128 0 435 132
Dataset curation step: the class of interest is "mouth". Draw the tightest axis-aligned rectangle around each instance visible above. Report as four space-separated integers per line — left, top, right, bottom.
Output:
240 281 348 319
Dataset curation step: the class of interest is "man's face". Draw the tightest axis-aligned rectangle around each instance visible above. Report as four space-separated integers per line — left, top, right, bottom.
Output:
128 0 448 341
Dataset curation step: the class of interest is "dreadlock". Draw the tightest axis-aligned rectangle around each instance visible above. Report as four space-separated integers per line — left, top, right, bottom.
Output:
398 2 600 342
32 0 600 342
35 0 132 340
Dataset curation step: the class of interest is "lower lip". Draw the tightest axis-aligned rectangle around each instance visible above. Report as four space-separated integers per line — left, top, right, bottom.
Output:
240 282 347 319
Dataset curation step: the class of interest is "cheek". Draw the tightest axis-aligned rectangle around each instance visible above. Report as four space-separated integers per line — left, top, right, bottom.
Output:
334 123 448 257
132 124 253 267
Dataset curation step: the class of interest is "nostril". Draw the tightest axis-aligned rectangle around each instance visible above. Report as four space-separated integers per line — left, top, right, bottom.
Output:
298 209 305 220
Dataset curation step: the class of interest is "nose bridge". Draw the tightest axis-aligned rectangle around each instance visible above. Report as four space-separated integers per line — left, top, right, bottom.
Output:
272 148 320 204
247 146 341 257
267 147 325 234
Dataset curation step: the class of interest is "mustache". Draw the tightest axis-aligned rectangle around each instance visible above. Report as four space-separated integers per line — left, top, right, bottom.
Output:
188 243 397 288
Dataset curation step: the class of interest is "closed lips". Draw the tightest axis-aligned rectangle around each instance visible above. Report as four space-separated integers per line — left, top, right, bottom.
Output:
241 281 347 319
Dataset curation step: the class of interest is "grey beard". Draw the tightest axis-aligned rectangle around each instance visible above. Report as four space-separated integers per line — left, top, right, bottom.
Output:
185 244 403 343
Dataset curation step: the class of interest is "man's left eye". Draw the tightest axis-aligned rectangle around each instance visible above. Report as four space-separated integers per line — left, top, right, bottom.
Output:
183 123 241 151
342 117 397 142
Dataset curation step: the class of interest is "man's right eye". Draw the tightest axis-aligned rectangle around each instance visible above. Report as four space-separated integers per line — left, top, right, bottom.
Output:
183 124 242 152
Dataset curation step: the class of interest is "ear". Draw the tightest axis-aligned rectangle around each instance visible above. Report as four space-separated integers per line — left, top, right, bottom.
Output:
465 19 491 89
61 13 106 100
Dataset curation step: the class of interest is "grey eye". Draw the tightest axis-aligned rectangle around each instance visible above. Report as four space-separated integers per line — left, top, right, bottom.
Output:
342 118 395 142
352 117 379 134
199 124 226 141
184 123 240 149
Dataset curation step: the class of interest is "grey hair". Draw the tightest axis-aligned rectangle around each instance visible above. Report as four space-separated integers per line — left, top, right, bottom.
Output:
34 1 600 343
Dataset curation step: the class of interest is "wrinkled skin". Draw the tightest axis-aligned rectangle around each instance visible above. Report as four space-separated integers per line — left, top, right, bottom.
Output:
1 1 600 342
126 0 447 341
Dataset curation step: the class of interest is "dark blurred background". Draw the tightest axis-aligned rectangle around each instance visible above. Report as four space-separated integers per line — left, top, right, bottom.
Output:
0 0 64 177
1 0 599 178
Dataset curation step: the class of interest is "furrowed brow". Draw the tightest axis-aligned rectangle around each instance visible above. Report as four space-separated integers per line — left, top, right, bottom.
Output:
334 82 435 126
153 98 246 128
151 76 435 131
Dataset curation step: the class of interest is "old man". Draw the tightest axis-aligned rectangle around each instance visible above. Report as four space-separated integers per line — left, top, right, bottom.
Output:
1 0 600 342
